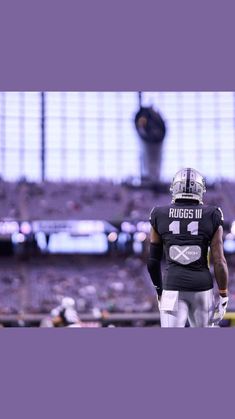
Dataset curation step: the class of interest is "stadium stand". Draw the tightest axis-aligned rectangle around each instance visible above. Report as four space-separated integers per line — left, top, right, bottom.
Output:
0 179 233 223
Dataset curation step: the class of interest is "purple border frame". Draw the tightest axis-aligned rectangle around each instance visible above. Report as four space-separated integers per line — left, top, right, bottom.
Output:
0 1 235 418
0 0 234 90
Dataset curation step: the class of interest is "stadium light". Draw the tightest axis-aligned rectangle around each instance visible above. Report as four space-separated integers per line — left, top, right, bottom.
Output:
107 232 118 242
121 221 136 233
136 221 151 233
12 232 25 244
224 233 235 253
20 222 32 235
0 221 19 236
134 232 147 242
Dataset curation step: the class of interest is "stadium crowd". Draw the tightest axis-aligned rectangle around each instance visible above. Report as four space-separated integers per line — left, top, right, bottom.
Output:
0 178 234 222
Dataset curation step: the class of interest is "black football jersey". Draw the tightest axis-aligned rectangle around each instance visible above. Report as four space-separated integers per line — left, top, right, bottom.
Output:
149 202 223 291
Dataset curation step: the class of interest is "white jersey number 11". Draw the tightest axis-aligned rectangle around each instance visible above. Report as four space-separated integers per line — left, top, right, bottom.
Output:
169 221 199 235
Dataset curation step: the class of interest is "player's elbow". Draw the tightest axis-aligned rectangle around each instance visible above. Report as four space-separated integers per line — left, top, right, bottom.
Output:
213 257 229 282
147 257 160 274
147 257 162 290
213 255 227 268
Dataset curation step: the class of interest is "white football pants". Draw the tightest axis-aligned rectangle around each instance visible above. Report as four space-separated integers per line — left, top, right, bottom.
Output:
160 289 215 328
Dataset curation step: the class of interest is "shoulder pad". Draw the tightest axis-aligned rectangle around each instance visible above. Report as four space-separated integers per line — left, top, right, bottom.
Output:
217 207 224 221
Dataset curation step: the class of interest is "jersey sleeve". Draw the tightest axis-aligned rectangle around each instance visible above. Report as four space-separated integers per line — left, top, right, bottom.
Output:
212 207 224 234
149 207 159 233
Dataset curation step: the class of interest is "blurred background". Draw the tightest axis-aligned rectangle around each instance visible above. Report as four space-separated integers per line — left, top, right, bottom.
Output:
0 91 235 327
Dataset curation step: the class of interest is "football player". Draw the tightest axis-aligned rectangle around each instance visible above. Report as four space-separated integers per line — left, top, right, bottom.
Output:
147 168 229 327
50 297 79 327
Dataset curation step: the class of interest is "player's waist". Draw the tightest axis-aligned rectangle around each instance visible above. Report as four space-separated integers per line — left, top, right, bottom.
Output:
163 283 213 292
166 261 209 270
163 266 213 291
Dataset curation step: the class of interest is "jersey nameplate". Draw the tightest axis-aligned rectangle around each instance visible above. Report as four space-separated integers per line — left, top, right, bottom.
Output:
169 208 202 219
169 245 201 265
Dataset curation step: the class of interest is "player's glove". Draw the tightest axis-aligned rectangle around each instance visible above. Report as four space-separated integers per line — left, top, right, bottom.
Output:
211 296 228 324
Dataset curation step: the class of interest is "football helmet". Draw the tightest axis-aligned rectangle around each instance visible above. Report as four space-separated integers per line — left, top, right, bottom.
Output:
61 297 76 309
170 168 206 203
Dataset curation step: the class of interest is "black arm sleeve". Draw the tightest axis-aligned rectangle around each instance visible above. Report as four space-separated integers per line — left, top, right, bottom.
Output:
149 207 159 233
147 242 163 296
